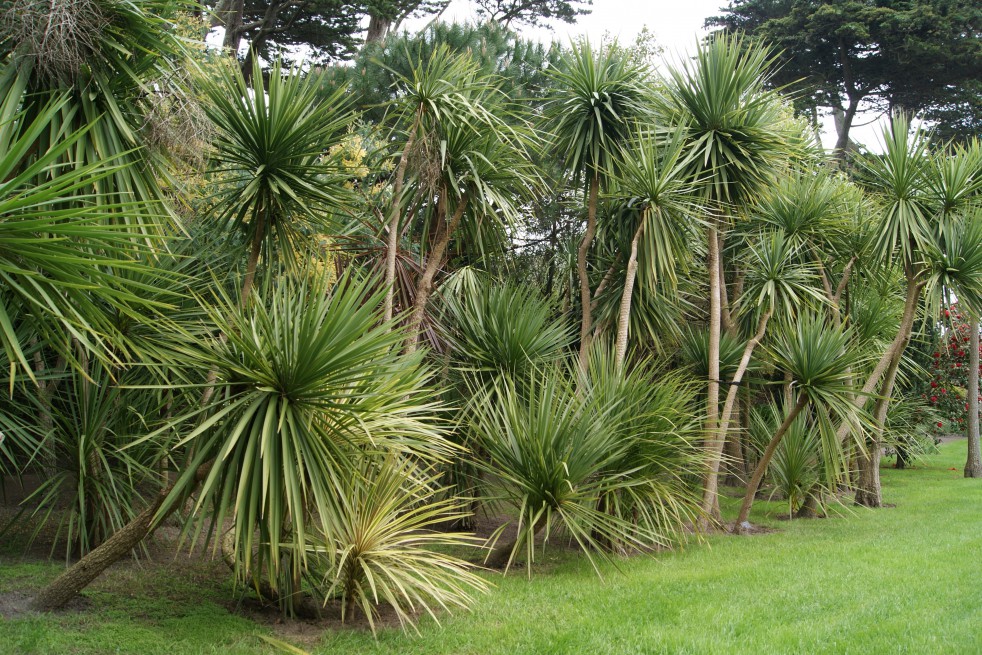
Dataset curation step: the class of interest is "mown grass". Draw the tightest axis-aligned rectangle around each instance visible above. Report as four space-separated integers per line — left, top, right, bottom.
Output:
2 441 981 655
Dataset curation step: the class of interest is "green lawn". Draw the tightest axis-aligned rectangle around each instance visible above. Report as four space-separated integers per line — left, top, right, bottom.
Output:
2 441 981 655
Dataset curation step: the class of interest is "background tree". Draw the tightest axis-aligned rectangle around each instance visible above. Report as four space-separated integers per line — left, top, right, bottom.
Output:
707 0 982 156
473 0 592 28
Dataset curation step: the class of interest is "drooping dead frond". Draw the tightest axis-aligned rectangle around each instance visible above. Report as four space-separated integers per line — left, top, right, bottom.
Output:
1 0 108 82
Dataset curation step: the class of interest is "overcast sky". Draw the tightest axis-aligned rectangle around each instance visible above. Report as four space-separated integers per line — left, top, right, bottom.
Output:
403 0 889 150
426 0 720 53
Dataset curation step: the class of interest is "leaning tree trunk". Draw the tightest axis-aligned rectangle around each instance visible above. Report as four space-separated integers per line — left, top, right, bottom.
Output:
403 194 469 355
734 395 809 531
30 461 210 611
966 318 981 477
854 268 921 506
699 225 723 529
835 275 924 445
701 308 771 521
576 173 600 373
613 222 643 369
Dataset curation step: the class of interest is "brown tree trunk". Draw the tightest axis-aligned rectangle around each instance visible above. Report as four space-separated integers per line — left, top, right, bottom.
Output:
702 309 771 520
30 462 211 611
239 210 265 307
404 194 469 354
613 222 643 369
722 401 745 487
734 395 809 531
835 276 924 445
966 318 981 477
699 225 723 529
486 518 547 570
577 174 600 373
221 0 244 52
383 117 421 325
365 13 392 43
854 268 920 507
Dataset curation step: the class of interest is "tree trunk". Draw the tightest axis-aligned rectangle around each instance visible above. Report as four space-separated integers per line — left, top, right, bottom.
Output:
403 194 469 354
722 400 745 487
966 318 981 477
734 395 809 531
365 13 392 43
30 461 210 611
239 210 265 307
699 225 723 529
854 269 920 506
576 174 600 373
486 518 547 570
613 222 643 369
221 0 244 52
383 117 421 325
795 488 823 518
835 275 924 445
701 309 771 521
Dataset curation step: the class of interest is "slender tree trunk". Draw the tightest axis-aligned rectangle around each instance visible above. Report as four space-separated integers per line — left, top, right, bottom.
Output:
699 225 723 528
577 174 600 372
701 309 771 521
383 117 421 325
966 318 981 477
722 400 745 487
854 269 921 506
835 276 924 444
404 195 469 354
614 222 643 369
734 395 809 531
239 211 265 307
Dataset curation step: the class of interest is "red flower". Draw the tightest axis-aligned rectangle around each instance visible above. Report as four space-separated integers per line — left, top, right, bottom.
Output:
938 421 944 428
941 388 947 394
931 381 938 388
931 395 938 402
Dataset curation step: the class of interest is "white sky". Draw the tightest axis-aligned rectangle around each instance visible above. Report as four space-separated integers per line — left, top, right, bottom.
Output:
403 0 889 151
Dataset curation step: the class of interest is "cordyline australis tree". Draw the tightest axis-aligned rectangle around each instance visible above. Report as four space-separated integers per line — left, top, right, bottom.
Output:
402 90 537 355
842 120 982 507
381 46 492 325
607 130 694 369
30 56 355 611
734 315 867 531
546 40 651 373
660 33 797 527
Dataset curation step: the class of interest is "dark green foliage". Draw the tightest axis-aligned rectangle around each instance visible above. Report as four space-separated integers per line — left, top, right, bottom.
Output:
708 0 982 144
320 21 561 123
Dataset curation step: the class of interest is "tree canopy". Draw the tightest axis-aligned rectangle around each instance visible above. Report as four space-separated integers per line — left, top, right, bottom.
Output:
707 0 982 150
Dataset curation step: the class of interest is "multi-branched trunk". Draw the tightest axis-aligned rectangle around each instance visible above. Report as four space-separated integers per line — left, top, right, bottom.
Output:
383 115 422 325
404 192 470 354
702 308 772 522
849 264 924 507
